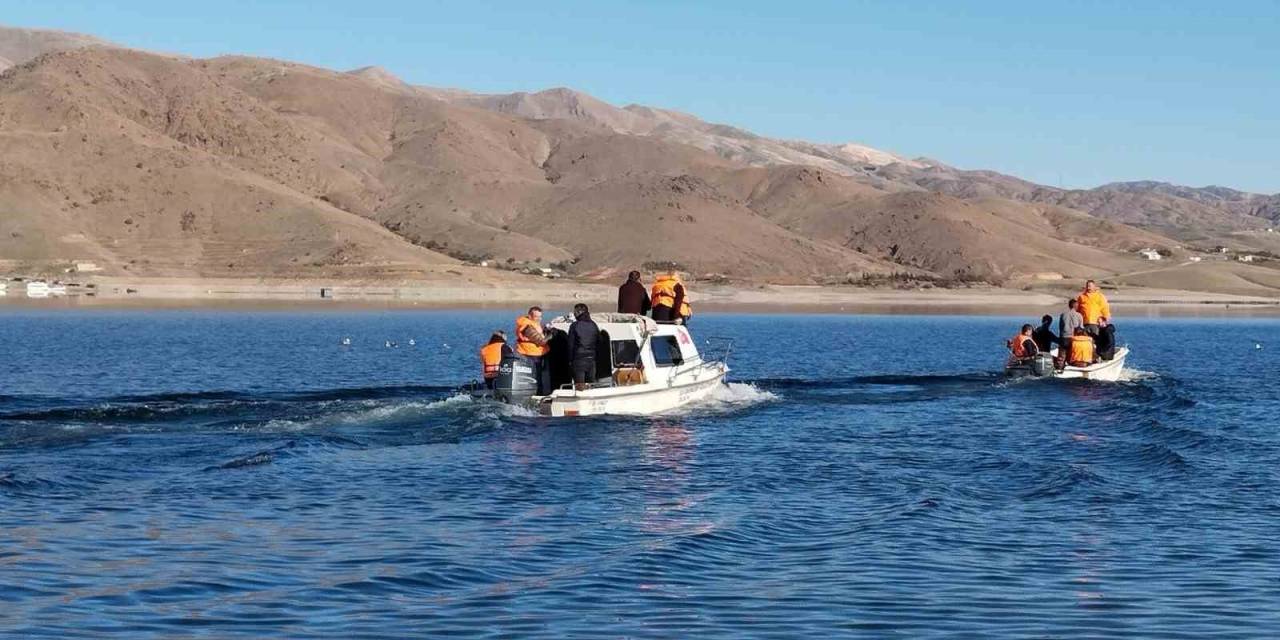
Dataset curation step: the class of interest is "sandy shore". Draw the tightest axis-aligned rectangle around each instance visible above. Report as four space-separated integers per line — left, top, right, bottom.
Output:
4 276 1280 316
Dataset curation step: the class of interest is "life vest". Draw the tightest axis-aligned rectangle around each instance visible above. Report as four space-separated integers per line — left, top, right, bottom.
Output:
480 342 504 379
651 274 678 309
1076 290 1111 325
515 315 549 357
1010 334 1032 358
1068 335 1095 366
651 274 692 317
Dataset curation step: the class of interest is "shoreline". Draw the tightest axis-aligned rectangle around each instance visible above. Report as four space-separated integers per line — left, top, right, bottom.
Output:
3 277 1280 316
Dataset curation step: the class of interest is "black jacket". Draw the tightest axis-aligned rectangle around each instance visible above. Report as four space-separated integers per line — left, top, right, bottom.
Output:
617 280 651 315
1032 324 1058 351
1096 324 1117 360
567 315 600 362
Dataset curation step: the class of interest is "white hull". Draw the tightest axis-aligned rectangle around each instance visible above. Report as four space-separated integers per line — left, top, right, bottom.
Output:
1006 347 1129 382
540 364 728 417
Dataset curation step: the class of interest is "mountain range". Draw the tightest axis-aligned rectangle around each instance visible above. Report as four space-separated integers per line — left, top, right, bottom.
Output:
2 25 1278 292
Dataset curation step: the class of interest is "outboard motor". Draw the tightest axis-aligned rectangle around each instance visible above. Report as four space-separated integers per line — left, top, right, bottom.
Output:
1031 353 1056 377
493 354 537 404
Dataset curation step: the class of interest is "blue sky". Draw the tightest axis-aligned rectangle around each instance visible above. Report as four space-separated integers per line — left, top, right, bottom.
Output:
7 0 1279 192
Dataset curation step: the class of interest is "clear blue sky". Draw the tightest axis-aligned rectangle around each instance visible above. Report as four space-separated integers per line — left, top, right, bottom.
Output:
7 0 1279 192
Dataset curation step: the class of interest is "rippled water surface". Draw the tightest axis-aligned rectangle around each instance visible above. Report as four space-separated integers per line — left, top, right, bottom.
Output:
3 309 1279 638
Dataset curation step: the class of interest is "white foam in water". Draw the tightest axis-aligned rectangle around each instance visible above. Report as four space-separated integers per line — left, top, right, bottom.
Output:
678 382 779 415
1117 368 1159 382
250 394 481 432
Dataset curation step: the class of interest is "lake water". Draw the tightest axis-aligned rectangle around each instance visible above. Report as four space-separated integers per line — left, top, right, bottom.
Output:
2 309 1278 638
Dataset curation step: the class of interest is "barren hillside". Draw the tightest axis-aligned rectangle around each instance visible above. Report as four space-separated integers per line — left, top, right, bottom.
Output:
3 24 1272 293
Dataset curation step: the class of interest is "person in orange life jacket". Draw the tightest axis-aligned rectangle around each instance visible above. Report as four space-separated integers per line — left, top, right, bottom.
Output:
1009 324 1039 359
478 330 513 390
1076 279 1112 337
651 273 691 324
515 306 552 395
1067 327 1096 367
566 303 600 391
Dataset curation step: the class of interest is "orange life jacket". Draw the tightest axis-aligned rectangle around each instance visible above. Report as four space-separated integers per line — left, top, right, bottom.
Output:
480 342 504 379
515 315 549 357
1010 334 1032 358
1076 290 1111 325
1068 335 1095 366
651 274 692 317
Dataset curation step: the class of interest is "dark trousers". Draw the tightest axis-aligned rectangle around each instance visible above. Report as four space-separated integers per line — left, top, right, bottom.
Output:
484 377 496 390
572 358 595 386
529 356 551 395
652 305 674 322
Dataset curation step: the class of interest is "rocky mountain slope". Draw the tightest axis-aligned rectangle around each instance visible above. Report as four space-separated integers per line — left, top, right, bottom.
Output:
0 24 1272 289
0 24 109 73
450 87 1279 240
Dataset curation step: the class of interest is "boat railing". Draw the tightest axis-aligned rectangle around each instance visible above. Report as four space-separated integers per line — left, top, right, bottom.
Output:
660 336 733 381
702 336 734 365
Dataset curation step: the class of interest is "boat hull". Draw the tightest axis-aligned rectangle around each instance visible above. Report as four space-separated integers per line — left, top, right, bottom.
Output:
542 365 728 417
1006 347 1129 382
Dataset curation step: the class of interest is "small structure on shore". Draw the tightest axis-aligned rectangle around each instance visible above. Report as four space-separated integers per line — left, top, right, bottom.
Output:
1138 249 1163 261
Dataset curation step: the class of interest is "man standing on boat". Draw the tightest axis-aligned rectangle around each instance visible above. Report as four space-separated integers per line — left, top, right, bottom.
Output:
515 306 552 395
617 270 651 315
1058 298 1084 346
567 303 600 391
1076 280 1112 337
651 272 691 324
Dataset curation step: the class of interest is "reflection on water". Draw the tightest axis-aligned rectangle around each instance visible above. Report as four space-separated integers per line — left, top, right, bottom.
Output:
2 311 1279 637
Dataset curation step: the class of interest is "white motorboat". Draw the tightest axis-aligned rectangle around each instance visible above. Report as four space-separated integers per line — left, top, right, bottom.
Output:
484 313 730 417
1005 347 1130 382
26 281 50 298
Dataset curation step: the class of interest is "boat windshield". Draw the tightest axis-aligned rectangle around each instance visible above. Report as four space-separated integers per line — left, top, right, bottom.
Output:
612 341 642 367
650 336 685 367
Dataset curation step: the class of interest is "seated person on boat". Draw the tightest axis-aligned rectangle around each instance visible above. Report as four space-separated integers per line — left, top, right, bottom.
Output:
1008 324 1039 360
1066 328 1096 367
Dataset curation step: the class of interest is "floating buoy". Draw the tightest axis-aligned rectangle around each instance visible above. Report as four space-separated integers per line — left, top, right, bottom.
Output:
408 338 416 346
341 337 351 346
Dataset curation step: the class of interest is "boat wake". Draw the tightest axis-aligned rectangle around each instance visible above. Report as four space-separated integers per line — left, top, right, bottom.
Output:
676 382 779 415
1116 367 1160 382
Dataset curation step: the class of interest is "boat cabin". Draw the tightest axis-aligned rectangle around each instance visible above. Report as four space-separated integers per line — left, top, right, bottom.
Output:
542 312 702 391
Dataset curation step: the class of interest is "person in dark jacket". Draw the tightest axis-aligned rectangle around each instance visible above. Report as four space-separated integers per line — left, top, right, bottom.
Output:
1031 314 1058 353
567 303 600 390
1095 318 1117 361
617 271 651 315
